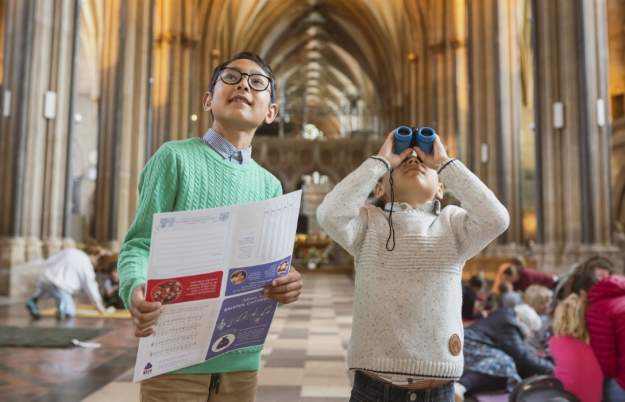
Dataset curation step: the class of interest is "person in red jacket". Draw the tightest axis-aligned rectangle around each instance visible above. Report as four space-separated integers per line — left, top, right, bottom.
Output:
568 269 625 402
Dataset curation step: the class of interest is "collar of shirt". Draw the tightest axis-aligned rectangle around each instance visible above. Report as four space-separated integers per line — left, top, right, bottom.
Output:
202 128 252 165
384 201 435 213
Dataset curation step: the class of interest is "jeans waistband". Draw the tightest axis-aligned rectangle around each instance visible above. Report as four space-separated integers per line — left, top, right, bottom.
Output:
353 371 454 402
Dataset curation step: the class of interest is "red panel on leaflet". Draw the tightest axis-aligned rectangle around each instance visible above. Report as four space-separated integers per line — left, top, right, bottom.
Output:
146 271 223 305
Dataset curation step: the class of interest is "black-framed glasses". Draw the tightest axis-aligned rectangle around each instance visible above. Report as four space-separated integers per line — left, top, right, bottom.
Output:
219 67 272 92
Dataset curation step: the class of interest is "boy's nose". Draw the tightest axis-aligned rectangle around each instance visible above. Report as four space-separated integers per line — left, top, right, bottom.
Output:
405 154 419 165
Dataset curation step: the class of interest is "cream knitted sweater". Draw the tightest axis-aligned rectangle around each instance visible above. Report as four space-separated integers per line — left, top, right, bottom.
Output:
316 158 509 379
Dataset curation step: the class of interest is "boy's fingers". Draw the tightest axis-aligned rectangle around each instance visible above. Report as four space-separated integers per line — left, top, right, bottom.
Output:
135 327 154 338
277 290 302 304
267 290 302 304
137 308 162 322
271 275 290 287
266 281 302 295
399 148 413 159
414 146 431 164
271 270 301 287
136 300 162 313
137 319 159 331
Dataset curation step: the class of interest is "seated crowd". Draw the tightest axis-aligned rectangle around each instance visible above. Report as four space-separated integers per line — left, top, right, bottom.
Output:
456 255 624 402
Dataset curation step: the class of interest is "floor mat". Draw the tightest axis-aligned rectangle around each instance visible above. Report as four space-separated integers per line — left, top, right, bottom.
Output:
0 325 111 347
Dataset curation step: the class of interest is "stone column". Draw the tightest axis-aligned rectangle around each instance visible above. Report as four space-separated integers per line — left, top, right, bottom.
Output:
467 0 526 254
532 0 618 272
428 0 467 157
151 0 200 151
93 0 152 247
494 0 531 253
0 0 79 295
0 1 35 275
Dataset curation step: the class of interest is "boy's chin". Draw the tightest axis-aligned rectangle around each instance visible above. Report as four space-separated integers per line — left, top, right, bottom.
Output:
216 114 264 131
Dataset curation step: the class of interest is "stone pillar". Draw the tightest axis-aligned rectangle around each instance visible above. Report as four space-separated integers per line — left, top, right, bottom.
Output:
467 0 499 183
494 0 531 253
0 1 35 274
467 0 525 254
428 0 467 157
93 0 152 247
0 0 79 295
532 0 618 272
151 0 200 151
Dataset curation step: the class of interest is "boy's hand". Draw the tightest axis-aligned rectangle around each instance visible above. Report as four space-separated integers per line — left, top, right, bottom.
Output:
414 136 452 171
264 268 303 304
377 131 414 169
130 284 162 337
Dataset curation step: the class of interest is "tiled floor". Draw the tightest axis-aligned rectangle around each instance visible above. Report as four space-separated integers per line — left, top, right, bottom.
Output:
0 273 355 402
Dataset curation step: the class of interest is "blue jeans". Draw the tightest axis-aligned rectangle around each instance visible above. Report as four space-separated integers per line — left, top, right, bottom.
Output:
604 378 625 402
349 371 454 402
32 279 76 318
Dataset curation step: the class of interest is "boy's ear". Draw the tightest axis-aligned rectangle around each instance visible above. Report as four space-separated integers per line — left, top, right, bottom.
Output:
374 181 385 199
202 92 212 112
264 103 279 124
435 182 444 200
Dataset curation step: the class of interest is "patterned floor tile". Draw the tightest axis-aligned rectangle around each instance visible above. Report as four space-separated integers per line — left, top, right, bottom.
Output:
0 273 356 402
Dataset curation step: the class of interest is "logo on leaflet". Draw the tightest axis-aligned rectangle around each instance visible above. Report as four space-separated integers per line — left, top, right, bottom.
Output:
143 362 153 375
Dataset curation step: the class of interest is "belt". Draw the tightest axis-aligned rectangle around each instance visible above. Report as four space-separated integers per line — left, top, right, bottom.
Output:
354 371 454 401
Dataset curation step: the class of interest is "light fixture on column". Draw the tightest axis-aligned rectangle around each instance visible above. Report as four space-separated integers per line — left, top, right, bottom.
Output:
3 90 11 117
552 102 564 129
596 99 605 127
481 143 489 163
43 91 57 120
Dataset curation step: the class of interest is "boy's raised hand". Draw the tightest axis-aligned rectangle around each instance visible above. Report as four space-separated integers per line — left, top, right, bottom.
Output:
130 284 162 337
264 268 303 304
414 136 452 171
377 131 414 169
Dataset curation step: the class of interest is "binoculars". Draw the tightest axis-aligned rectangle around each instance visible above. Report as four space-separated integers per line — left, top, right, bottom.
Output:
393 126 437 155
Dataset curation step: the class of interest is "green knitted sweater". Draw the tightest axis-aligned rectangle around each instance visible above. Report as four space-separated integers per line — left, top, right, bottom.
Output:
118 137 282 374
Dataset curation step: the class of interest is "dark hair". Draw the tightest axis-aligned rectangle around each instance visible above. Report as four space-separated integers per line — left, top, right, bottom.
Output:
503 265 517 277
578 255 614 275
468 275 484 289
559 270 599 300
209 52 277 103
556 255 614 301
498 282 512 294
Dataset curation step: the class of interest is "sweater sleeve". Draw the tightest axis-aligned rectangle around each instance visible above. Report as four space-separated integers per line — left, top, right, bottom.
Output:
117 144 179 308
438 160 510 261
316 158 388 256
587 301 617 377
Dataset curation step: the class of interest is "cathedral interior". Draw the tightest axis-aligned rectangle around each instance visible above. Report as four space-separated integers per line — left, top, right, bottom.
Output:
0 0 624 401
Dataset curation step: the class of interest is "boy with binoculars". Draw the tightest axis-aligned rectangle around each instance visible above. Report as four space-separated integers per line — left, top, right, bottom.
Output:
317 128 509 402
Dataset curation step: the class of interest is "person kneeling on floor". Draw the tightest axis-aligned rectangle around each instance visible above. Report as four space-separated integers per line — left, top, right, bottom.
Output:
25 247 106 320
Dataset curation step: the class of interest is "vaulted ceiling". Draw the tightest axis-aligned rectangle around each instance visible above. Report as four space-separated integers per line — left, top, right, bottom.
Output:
192 0 436 137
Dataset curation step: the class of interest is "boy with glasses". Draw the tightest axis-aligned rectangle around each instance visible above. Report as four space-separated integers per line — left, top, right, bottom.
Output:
118 52 303 402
